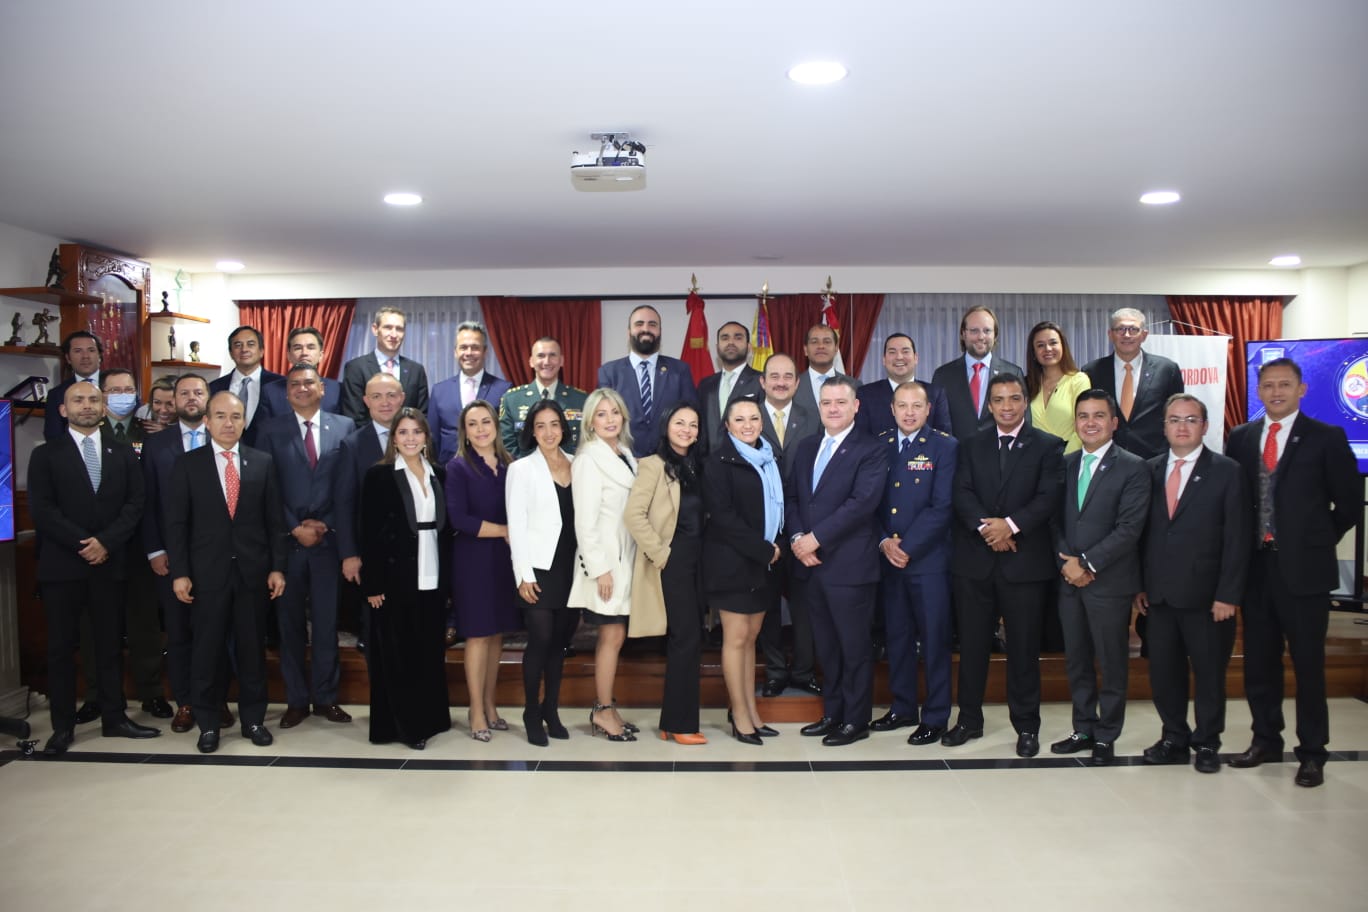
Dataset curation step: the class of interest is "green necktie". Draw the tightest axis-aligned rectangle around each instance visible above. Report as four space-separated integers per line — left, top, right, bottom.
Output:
1077 452 1097 510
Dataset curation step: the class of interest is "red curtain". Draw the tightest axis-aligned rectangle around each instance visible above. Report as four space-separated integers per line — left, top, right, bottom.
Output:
236 298 357 378
1166 296 1285 434
479 297 602 390
769 293 885 374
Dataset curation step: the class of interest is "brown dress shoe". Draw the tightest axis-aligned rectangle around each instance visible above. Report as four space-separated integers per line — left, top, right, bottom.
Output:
171 705 195 733
280 706 311 728
314 704 353 723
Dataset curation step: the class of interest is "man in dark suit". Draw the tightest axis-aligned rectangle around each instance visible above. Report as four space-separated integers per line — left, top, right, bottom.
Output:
1225 358 1359 788
930 305 1025 442
870 382 958 745
208 325 285 447
1134 393 1250 774
1051 388 1150 766
1081 307 1184 461
29 381 159 754
696 321 763 452
428 321 511 464
43 330 103 441
498 336 589 456
166 391 288 754
786 376 889 746
944 373 1064 757
596 304 697 457
260 365 354 729
753 353 822 697
339 305 431 423
793 323 847 414
260 327 343 415
856 333 952 437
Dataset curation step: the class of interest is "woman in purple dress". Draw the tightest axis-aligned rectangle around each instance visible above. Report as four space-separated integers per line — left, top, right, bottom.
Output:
446 400 520 741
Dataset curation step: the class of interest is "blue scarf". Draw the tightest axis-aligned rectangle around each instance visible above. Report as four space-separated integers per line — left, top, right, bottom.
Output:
729 433 784 541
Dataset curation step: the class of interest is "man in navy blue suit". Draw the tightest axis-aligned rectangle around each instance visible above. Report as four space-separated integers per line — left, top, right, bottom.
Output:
787 375 888 746
43 330 103 441
856 333 952 438
338 305 430 423
869 382 958 745
930 306 1025 442
208 325 285 447
596 304 697 457
259 364 354 729
428 321 511 465
261 327 343 415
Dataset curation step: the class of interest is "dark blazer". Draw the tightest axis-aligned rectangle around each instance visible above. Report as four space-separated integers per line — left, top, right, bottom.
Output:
164 444 288 593
930 355 1026 442
702 435 784 595
359 462 451 599
1140 448 1250 611
334 423 386 561
1082 351 1184 460
877 427 957 576
855 378 953 438
28 432 144 582
1226 413 1360 595
697 365 763 453
1053 444 1151 598
758 398 822 479
794 370 853 416
261 376 342 416
498 381 589 456
258 410 352 535
42 373 98 441
208 369 286 447
427 371 512 465
951 425 1064 582
140 423 196 557
784 427 888 585
597 355 698 457
339 353 431 424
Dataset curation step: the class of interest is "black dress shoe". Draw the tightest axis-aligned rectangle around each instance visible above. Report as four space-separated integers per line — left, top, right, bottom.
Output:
761 679 788 698
1294 758 1325 788
197 730 220 754
43 729 74 756
941 723 983 747
102 717 161 739
822 723 870 747
907 724 944 746
1050 731 1093 754
1091 742 1115 766
800 717 838 737
731 724 763 746
793 679 822 696
1194 746 1221 773
73 701 101 725
1142 739 1190 765
1016 732 1040 758
1228 743 1282 768
242 723 274 747
141 697 175 719
755 724 779 738
870 710 918 732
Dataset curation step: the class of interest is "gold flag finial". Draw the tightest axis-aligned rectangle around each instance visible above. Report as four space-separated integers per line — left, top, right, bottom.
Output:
823 275 835 296
689 273 699 294
760 281 769 299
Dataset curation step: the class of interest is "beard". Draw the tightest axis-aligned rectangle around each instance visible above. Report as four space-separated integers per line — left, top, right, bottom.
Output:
631 332 660 356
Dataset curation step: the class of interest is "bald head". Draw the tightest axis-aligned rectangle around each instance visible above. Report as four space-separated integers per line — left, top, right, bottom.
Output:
364 371 405 426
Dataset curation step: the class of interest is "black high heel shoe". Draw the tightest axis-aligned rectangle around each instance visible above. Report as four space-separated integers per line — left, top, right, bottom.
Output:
731 723 763 746
541 702 569 740
590 704 636 741
523 707 549 747
611 700 639 734
755 724 779 738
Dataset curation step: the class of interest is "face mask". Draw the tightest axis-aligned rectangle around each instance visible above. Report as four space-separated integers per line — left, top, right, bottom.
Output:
105 393 138 417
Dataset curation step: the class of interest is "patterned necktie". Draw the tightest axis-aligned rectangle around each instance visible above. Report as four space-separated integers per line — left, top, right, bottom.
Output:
812 436 836 491
385 358 398 377
1166 458 1186 518
81 435 101 491
638 360 653 424
1077 452 1097 510
1259 422 1281 541
222 451 240 519
1121 362 1135 420
1263 422 1281 473
303 419 318 469
773 409 785 446
969 362 984 415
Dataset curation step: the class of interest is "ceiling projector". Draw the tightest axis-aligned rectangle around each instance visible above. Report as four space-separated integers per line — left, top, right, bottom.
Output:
571 132 646 192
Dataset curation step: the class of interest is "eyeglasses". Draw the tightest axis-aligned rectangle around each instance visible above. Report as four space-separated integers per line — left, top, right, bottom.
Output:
1164 416 1204 426
1111 326 1145 337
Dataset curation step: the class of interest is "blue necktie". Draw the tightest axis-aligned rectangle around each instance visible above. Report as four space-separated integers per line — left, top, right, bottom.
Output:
812 436 836 492
186 428 203 450
82 435 101 491
638 360 653 424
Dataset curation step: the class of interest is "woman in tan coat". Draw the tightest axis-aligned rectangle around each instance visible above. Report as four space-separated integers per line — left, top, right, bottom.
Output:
624 403 706 744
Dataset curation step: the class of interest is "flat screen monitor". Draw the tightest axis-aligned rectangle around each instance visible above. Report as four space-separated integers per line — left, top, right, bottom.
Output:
1245 338 1368 475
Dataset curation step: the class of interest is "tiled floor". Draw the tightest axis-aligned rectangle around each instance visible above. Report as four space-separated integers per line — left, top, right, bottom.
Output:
2 698 1366 911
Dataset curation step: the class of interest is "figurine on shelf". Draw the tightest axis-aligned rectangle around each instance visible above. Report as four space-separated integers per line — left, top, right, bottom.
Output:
31 308 57 345
188 340 201 362
7 313 23 346
168 325 177 360
160 290 172 314
44 248 65 289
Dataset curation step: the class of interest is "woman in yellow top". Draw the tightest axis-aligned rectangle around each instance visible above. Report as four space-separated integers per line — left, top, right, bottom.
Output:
1026 321 1091 454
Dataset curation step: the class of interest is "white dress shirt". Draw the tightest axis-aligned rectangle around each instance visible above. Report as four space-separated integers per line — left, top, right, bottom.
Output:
1259 411 1297 463
807 367 835 410
1165 444 1203 502
210 439 242 502
228 366 264 426
294 409 321 457
397 460 439 591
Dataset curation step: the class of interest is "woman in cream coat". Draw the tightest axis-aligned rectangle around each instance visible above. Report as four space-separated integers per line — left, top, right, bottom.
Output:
624 403 706 745
569 387 639 741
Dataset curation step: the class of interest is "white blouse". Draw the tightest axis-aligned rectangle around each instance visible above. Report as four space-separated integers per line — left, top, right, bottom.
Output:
397 460 439 591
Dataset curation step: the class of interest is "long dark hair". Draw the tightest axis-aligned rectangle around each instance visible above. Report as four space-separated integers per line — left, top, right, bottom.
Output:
518 398 568 454
655 402 701 491
1025 320 1080 399
456 400 513 471
381 408 435 467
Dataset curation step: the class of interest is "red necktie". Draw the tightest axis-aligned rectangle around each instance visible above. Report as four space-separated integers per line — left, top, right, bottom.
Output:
1165 458 1185 518
303 420 318 469
969 362 984 414
222 451 240 519
1263 422 1281 473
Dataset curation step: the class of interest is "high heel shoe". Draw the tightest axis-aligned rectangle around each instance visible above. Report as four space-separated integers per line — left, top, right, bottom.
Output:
523 707 548 747
541 702 569 740
488 716 509 732
659 730 708 745
467 710 491 743
611 700 639 734
755 724 779 738
590 704 635 741
731 723 763 746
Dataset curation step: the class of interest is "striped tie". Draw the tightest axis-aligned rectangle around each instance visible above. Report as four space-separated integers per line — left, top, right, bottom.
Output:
82 435 101 491
638 360 653 424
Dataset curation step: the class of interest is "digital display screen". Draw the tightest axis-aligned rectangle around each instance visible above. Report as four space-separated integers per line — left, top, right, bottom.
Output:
1246 338 1368 475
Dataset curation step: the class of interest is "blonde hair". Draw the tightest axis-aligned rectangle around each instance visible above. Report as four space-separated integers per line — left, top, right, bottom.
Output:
578 387 634 454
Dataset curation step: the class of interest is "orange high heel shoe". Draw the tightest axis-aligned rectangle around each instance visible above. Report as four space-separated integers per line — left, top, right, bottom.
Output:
658 730 708 745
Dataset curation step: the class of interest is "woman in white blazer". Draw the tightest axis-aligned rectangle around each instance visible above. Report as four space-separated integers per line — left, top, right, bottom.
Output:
506 399 578 747
569 387 639 741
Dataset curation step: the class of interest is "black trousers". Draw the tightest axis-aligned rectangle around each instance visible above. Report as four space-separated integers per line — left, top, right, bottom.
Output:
1145 602 1236 750
1058 585 1131 744
80 556 163 703
800 576 876 726
191 566 268 732
1243 551 1331 762
658 545 703 733
758 559 816 685
42 579 127 732
953 574 1046 734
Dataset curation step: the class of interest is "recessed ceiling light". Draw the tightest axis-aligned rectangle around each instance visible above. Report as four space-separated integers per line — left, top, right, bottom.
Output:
1139 190 1181 205
1269 254 1302 267
383 192 423 206
215 260 245 272
787 61 848 85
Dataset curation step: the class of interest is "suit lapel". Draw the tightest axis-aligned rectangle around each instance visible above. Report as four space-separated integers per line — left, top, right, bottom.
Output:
58 435 100 498
997 430 1030 493
1079 447 1117 513
813 434 856 497
394 466 419 533
1169 447 1210 523
1274 414 1309 481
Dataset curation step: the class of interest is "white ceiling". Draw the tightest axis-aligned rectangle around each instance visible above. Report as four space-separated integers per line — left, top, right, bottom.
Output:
1 0 1366 277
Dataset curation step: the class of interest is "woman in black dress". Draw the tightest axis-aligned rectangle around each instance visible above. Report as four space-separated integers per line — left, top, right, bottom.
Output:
703 396 785 745
360 409 452 749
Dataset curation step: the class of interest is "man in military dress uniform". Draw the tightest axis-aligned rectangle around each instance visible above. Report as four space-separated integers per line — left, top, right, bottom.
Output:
499 336 588 456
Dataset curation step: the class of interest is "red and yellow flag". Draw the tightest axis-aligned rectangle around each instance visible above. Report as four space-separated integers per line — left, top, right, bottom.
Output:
680 291 714 379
